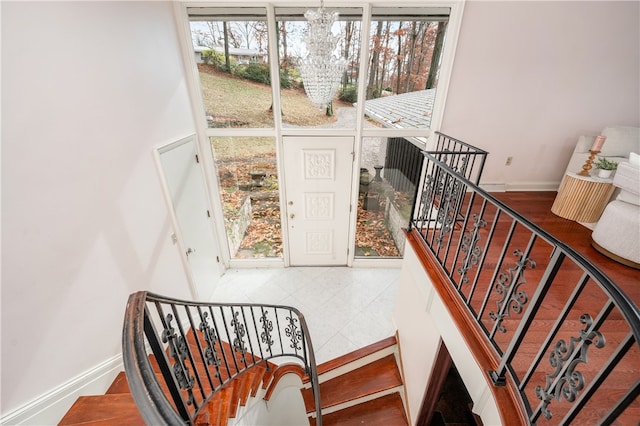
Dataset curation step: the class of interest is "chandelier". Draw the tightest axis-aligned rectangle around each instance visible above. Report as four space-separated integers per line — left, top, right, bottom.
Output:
298 1 347 110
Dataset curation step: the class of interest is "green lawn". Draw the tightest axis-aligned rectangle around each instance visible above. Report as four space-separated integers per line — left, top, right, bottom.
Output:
198 64 349 128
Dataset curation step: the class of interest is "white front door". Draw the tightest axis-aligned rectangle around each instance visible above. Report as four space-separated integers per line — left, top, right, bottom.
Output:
283 136 354 266
156 135 223 300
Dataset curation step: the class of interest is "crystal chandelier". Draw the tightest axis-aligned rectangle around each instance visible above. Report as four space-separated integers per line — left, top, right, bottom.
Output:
299 0 347 109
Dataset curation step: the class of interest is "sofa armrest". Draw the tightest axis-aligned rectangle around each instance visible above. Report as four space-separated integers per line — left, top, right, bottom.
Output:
613 161 640 205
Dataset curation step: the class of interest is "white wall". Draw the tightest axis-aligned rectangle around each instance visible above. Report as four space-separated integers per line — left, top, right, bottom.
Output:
393 243 501 426
441 0 640 190
1 1 195 420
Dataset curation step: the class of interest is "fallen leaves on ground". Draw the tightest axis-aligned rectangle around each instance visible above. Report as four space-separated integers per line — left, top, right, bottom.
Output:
216 154 402 258
355 198 401 257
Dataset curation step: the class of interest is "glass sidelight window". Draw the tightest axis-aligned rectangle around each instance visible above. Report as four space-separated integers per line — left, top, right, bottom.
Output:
210 136 282 259
355 136 424 258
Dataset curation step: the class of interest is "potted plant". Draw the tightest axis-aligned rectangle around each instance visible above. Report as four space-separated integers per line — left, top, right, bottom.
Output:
594 157 618 178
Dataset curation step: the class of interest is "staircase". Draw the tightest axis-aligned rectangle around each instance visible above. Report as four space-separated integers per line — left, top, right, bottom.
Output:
58 336 407 425
304 336 408 426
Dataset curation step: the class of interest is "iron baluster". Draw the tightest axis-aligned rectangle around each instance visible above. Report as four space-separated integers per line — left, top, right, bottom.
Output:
198 310 222 378
285 310 303 354
143 306 191 422
218 306 241 374
161 312 196 406
477 217 517 326
599 378 640 426
489 249 567 385
520 273 589 390
248 306 266 361
260 307 275 358
452 192 482 290
274 307 284 355
457 212 487 290
532 312 607 421
239 306 257 366
562 333 636 424
488 239 537 337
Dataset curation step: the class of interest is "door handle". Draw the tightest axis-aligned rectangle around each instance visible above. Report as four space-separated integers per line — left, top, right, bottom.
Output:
186 248 195 256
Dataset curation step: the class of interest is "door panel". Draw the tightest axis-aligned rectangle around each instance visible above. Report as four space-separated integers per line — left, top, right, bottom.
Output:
157 135 222 300
283 136 354 265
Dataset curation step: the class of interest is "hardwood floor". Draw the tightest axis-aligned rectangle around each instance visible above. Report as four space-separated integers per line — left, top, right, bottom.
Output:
491 191 640 306
413 190 640 424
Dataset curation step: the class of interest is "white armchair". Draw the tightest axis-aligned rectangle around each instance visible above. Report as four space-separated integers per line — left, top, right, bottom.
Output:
591 156 640 268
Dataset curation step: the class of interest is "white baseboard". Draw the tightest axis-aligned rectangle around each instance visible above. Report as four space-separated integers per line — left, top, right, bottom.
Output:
505 181 560 191
481 181 560 192
479 183 506 192
1 355 123 425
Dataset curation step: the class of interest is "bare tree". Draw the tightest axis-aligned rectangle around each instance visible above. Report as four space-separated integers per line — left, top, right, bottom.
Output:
394 22 405 95
223 22 231 72
280 21 289 71
192 21 223 48
366 21 383 99
254 21 268 52
378 21 392 92
426 21 448 89
404 21 419 93
342 21 355 90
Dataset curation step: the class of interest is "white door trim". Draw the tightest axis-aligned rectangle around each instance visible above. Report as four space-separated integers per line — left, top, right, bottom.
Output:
154 134 223 300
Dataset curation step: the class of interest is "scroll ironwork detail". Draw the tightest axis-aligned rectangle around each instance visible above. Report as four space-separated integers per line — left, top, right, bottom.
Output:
260 309 274 355
489 249 535 333
199 312 221 374
535 314 606 420
161 313 195 405
435 178 464 245
285 315 302 351
457 214 487 284
230 310 247 354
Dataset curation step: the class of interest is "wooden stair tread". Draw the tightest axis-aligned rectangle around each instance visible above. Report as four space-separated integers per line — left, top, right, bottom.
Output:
58 393 144 425
195 385 235 426
105 371 129 394
310 392 408 426
314 335 397 378
302 354 403 412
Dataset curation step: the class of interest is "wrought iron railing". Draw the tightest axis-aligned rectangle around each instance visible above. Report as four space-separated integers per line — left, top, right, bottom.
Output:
409 143 640 424
429 131 488 185
123 291 322 425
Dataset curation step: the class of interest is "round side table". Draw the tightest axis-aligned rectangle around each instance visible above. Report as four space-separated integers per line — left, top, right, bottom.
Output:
551 172 615 222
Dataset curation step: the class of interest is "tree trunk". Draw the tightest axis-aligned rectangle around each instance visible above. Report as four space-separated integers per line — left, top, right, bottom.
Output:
280 21 288 72
342 21 353 91
426 21 448 89
404 21 418 93
223 22 231 73
366 21 383 99
379 21 392 93
395 22 404 95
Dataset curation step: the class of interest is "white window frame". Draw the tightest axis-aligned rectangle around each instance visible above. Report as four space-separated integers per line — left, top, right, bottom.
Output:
172 0 466 269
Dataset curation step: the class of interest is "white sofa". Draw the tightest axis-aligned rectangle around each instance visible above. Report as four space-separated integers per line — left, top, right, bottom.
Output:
564 126 640 177
591 156 640 268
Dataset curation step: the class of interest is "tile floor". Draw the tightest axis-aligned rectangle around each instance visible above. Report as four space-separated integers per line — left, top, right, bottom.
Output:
210 267 401 365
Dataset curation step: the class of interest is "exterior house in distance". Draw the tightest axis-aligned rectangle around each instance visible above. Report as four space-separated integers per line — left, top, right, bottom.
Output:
194 45 267 64
2 1 638 424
